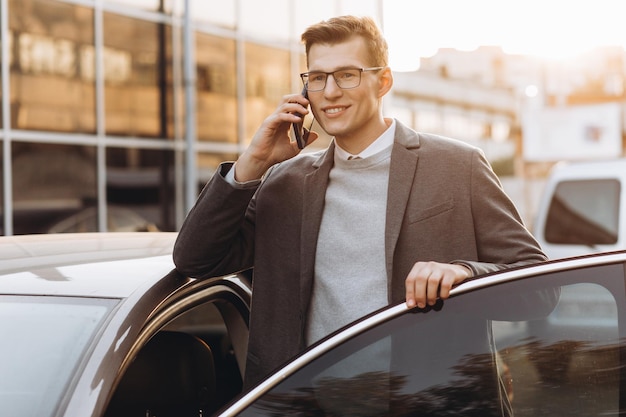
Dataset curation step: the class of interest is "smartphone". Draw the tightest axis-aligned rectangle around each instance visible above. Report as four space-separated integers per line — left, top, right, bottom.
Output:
292 85 310 149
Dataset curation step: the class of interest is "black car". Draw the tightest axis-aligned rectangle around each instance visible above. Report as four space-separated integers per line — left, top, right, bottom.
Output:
1 232 625 416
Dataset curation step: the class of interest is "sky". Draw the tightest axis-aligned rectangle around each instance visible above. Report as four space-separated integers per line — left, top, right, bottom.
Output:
381 0 626 71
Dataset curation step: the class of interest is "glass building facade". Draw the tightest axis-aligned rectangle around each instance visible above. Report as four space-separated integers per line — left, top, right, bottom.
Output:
0 0 384 235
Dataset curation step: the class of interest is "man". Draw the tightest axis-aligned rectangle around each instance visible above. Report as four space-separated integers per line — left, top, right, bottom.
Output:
173 15 547 387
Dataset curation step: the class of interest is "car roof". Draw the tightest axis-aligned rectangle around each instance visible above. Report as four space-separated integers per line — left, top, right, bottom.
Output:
550 158 626 180
0 232 178 298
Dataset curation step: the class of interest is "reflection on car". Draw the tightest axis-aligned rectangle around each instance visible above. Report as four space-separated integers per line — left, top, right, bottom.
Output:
47 205 158 233
3 203 158 234
1 233 626 416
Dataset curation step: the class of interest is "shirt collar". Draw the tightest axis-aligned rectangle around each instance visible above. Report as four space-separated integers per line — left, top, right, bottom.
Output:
335 118 396 161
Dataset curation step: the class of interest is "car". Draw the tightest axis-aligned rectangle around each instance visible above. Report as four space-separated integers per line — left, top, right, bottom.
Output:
0 232 251 417
533 158 626 260
1 233 626 416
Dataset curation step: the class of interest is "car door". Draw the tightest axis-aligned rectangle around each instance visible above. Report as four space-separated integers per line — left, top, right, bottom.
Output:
102 272 251 417
224 254 626 417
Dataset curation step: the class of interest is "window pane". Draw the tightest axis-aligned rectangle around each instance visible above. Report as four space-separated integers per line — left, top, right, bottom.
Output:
244 43 291 141
163 301 244 411
103 13 172 138
242 263 625 417
242 310 505 415
492 265 624 416
197 152 238 189
106 147 175 232
9 0 95 133
12 143 97 235
196 33 237 143
241 294 547 414
545 179 620 245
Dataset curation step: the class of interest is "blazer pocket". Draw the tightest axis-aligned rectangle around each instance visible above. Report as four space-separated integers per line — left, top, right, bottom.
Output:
409 199 455 224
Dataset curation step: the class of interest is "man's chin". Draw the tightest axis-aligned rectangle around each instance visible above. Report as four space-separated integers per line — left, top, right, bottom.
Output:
318 122 345 139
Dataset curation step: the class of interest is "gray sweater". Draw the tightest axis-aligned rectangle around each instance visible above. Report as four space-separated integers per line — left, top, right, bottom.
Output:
306 146 392 345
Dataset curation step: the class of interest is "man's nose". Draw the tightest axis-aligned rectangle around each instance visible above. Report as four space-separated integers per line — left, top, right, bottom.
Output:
323 74 342 96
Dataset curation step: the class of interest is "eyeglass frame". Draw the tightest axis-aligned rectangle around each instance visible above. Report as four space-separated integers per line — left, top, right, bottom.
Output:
300 67 385 92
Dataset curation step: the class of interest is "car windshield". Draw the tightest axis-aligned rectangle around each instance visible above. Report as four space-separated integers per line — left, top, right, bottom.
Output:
0 295 117 417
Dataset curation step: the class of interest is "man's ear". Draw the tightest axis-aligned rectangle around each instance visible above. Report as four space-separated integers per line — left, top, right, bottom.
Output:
378 67 393 97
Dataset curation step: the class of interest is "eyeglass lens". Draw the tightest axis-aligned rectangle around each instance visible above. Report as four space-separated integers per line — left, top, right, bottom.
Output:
304 69 362 91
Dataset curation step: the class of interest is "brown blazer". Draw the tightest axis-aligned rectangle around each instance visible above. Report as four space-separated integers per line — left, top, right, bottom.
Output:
173 120 547 386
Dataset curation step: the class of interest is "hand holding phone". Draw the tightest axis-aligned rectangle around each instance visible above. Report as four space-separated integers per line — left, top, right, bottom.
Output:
292 85 310 149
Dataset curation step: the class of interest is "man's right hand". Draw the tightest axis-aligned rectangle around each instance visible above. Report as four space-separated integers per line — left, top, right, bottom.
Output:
234 93 317 182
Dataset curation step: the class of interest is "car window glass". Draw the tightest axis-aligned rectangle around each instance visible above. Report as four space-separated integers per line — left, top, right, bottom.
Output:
164 301 245 403
238 262 625 417
105 285 250 417
492 281 620 417
545 179 620 245
0 296 115 417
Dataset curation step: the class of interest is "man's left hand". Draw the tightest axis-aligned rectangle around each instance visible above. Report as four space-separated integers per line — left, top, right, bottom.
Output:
405 262 472 308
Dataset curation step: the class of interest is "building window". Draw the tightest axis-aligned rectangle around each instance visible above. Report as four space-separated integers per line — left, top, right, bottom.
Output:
103 12 172 138
106 147 175 232
11 142 97 234
244 43 291 141
9 0 95 133
195 33 237 144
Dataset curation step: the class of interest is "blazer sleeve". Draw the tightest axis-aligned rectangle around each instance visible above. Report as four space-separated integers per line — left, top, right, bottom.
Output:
173 162 258 279
457 149 547 276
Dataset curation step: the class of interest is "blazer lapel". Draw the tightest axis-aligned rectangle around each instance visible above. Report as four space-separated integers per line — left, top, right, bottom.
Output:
300 145 335 318
385 127 421 290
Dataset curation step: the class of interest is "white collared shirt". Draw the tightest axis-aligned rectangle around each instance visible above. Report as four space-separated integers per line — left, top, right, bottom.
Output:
334 118 396 161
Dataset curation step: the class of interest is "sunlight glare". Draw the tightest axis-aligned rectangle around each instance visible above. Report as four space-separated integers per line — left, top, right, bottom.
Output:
382 0 626 70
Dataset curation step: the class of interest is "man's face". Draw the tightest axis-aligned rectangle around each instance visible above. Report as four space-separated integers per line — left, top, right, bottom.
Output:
306 36 390 149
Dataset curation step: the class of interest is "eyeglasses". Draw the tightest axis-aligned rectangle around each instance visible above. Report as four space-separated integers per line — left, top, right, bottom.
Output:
300 67 385 92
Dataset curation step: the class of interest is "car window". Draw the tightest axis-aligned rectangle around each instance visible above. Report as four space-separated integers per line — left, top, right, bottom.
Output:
104 278 250 417
492 274 623 417
237 262 625 417
0 296 116 417
163 301 246 409
545 179 620 245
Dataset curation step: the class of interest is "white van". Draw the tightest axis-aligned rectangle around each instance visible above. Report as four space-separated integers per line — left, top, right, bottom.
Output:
533 158 626 260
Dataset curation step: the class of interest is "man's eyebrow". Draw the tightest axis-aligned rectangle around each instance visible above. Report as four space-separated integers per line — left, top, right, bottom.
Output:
306 66 362 73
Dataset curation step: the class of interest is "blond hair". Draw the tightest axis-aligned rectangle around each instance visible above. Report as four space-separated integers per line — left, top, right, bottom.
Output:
301 15 388 67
